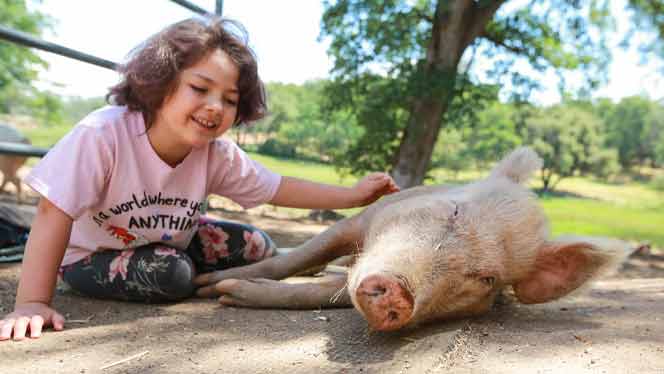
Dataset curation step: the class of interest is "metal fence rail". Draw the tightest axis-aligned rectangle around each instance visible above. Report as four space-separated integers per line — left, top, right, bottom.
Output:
0 25 118 71
0 142 49 157
0 0 223 157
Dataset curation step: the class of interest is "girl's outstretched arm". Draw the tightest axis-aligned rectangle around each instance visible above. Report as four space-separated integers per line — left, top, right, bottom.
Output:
0 197 72 341
269 172 399 210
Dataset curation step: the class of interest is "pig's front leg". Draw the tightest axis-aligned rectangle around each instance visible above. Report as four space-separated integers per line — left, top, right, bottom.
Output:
213 274 351 309
195 215 365 297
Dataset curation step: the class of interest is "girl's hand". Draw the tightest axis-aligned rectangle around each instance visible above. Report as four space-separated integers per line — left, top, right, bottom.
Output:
351 172 400 207
0 302 65 341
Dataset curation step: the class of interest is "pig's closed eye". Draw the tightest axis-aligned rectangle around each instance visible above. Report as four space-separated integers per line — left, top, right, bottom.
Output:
480 276 496 287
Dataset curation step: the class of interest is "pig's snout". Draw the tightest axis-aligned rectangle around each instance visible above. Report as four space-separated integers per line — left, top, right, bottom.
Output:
355 274 414 331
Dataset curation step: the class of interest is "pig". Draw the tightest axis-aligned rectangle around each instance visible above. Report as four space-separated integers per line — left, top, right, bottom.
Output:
0 124 30 203
194 147 628 331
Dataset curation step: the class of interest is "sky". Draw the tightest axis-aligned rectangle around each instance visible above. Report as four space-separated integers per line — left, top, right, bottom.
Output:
28 0 663 105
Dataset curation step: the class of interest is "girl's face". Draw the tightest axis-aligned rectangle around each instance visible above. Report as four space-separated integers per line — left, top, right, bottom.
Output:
149 48 240 166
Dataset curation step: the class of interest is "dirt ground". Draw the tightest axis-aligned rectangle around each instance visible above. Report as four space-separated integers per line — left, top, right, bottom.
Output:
1 197 664 374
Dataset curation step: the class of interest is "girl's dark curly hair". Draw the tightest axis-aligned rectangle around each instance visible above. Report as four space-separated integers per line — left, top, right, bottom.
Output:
107 17 266 128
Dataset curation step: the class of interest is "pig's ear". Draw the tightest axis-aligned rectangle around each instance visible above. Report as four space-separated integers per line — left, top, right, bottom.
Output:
512 236 629 304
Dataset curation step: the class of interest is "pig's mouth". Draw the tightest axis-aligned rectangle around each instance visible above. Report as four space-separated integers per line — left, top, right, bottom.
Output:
353 273 415 331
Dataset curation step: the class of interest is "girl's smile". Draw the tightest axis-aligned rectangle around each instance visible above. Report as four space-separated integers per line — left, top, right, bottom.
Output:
191 115 220 129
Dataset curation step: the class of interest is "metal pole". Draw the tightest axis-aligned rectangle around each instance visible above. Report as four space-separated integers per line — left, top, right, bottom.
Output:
168 0 212 16
0 25 117 71
0 142 49 157
216 0 224 16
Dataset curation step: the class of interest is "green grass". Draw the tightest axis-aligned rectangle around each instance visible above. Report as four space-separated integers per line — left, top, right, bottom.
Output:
537 177 664 209
22 124 74 148
540 197 664 246
249 152 359 187
22 126 664 247
22 124 75 167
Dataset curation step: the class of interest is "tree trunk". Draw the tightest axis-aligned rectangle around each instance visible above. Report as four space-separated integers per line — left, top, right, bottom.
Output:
392 96 450 187
390 0 505 188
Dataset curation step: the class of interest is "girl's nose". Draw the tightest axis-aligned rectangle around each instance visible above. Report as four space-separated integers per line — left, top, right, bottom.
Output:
205 98 224 112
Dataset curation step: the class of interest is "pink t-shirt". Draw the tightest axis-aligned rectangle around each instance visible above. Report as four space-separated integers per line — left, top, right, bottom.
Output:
25 106 281 266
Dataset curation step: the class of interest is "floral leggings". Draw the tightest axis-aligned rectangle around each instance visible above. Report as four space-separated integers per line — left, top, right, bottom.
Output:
59 218 276 303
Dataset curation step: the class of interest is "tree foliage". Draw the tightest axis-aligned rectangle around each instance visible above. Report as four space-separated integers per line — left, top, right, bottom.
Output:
248 80 657 193
626 0 664 63
250 81 364 165
319 0 660 187
0 0 51 113
599 96 664 169
523 104 615 192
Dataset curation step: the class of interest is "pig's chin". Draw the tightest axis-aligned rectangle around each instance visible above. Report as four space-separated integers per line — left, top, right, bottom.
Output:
349 272 416 331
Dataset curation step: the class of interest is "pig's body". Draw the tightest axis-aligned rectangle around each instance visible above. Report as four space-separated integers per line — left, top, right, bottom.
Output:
196 147 628 331
0 124 29 203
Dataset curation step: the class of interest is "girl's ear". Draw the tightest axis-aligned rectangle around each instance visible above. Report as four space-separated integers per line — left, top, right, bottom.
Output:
512 236 629 304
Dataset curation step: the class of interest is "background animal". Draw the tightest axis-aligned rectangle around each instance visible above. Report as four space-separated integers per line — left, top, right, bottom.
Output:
0 123 30 203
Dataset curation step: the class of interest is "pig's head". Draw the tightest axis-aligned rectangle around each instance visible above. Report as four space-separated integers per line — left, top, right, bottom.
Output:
347 147 628 331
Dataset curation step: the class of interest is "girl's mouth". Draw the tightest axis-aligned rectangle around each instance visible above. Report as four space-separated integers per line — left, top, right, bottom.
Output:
192 116 219 130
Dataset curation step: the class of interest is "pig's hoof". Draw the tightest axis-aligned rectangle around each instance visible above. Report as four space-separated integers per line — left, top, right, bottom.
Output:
355 274 414 331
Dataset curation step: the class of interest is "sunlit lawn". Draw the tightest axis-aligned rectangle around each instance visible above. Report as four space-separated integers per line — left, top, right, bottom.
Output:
22 124 74 167
22 124 74 148
250 152 358 187
540 197 663 245
536 177 664 247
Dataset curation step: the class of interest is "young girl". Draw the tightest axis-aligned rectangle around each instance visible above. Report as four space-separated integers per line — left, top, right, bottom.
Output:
0 17 398 341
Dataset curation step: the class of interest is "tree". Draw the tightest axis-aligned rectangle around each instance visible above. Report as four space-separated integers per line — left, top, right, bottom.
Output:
642 102 664 168
61 95 105 124
467 101 522 168
29 89 64 125
0 0 51 113
626 0 664 63
323 73 411 173
430 127 472 180
253 81 364 163
602 96 664 169
523 105 612 192
321 0 662 188
256 83 301 137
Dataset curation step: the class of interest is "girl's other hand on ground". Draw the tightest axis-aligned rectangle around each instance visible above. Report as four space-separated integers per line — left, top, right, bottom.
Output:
0 302 65 341
352 172 400 207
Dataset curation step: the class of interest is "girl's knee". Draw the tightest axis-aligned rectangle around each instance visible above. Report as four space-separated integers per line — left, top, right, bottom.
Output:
160 253 196 301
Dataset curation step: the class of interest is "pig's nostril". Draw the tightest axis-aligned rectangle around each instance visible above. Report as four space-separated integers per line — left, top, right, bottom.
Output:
388 310 399 321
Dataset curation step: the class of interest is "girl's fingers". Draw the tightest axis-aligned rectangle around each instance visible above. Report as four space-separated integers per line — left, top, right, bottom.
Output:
0 318 16 340
29 316 44 338
11 317 30 341
51 312 65 331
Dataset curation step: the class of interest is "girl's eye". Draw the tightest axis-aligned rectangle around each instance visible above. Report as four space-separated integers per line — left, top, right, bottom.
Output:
190 85 207 93
224 98 238 106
